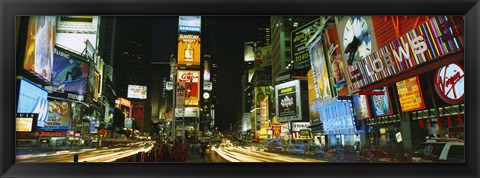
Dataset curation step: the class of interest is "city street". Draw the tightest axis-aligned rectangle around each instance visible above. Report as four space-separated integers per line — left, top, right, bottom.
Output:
207 145 324 162
16 141 155 162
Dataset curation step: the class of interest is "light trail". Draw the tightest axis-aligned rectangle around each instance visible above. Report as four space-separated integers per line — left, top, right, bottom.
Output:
16 141 155 162
212 146 325 162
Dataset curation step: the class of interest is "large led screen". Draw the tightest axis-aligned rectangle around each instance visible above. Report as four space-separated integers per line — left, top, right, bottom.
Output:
396 76 426 112
177 70 200 106
352 94 371 120
275 80 302 122
55 16 99 55
309 35 332 100
371 86 394 117
45 101 71 130
23 16 56 83
128 85 147 99
51 46 89 95
17 78 49 127
177 33 201 66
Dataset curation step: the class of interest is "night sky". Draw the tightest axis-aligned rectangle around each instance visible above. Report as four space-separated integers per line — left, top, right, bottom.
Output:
146 16 257 131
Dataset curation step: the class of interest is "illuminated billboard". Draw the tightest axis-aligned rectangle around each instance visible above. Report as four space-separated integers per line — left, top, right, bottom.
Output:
319 100 356 135
87 60 101 101
50 46 89 96
177 33 201 66
45 101 71 130
17 78 49 127
255 86 273 108
178 16 201 33
349 16 463 89
291 18 322 66
244 42 255 62
16 114 37 132
434 63 464 104
352 94 371 120
396 76 425 112
23 16 56 83
275 80 302 122
55 16 100 55
371 86 394 117
309 35 332 100
324 25 350 96
128 85 147 99
204 59 211 81
254 45 272 69
177 70 200 106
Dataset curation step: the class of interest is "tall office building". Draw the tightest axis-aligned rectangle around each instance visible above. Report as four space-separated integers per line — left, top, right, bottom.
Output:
113 17 153 133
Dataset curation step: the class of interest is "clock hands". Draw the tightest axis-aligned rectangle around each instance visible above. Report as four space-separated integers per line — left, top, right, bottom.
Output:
344 35 361 65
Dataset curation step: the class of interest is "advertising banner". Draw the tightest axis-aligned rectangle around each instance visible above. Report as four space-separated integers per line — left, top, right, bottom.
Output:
309 35 332 100
204 59 210 81
17 78 49 127
128 85 147 99
244 42 255 62
166 81 173 91
281 123 289 137
292 122 311 132
175 107 199 118
23 16 56 83
50 46 89 97
334 16 377 91
45 101 71 130
116 97 131 108
16 113 37 132
177 33 201 66
176 81 186 108
320 100 356 135
307 69 318 102
178 16 201 33
254 45 272 69
350 16 464 89
255 86 273 108
396 76 425 112
272 124 281 138
352 94 371 120
242 113 251 132
96 57 104 98
291 18 322 66
260 97 269 126
275 80 302 122
371 86 394 117
203 81 212 91
56 16 100 55
434 63 464 104
87 60 100 101
177 70 200 106
104 104 114 127
324 25 350 96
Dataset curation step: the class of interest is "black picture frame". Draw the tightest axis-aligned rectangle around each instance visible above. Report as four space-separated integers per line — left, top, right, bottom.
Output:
1 0 479 178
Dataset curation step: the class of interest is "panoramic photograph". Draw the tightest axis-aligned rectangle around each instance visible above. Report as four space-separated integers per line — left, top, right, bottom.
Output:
14 16 464 163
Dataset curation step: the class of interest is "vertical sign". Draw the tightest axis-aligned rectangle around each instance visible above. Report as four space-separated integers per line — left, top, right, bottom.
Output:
176 81 186 108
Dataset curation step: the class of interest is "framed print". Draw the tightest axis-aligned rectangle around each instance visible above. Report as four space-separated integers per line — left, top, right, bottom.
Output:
1 0 479 178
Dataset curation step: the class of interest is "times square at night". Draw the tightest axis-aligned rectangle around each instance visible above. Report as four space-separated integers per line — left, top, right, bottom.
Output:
14 16 464 163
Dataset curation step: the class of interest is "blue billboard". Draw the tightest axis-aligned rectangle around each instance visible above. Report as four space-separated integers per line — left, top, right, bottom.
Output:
179 16 201 33
17 78 49 127
51 46 89 96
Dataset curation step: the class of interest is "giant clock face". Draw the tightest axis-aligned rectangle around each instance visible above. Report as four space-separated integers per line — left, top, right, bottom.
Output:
342 16 372 66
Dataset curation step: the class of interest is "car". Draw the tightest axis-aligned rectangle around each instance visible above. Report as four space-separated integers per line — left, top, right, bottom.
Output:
411 141 464 163
287 144 306 155
305 145 325 158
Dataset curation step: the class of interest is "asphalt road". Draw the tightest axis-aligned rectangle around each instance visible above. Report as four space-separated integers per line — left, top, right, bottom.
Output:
206 146 326 162
16 141 155 162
